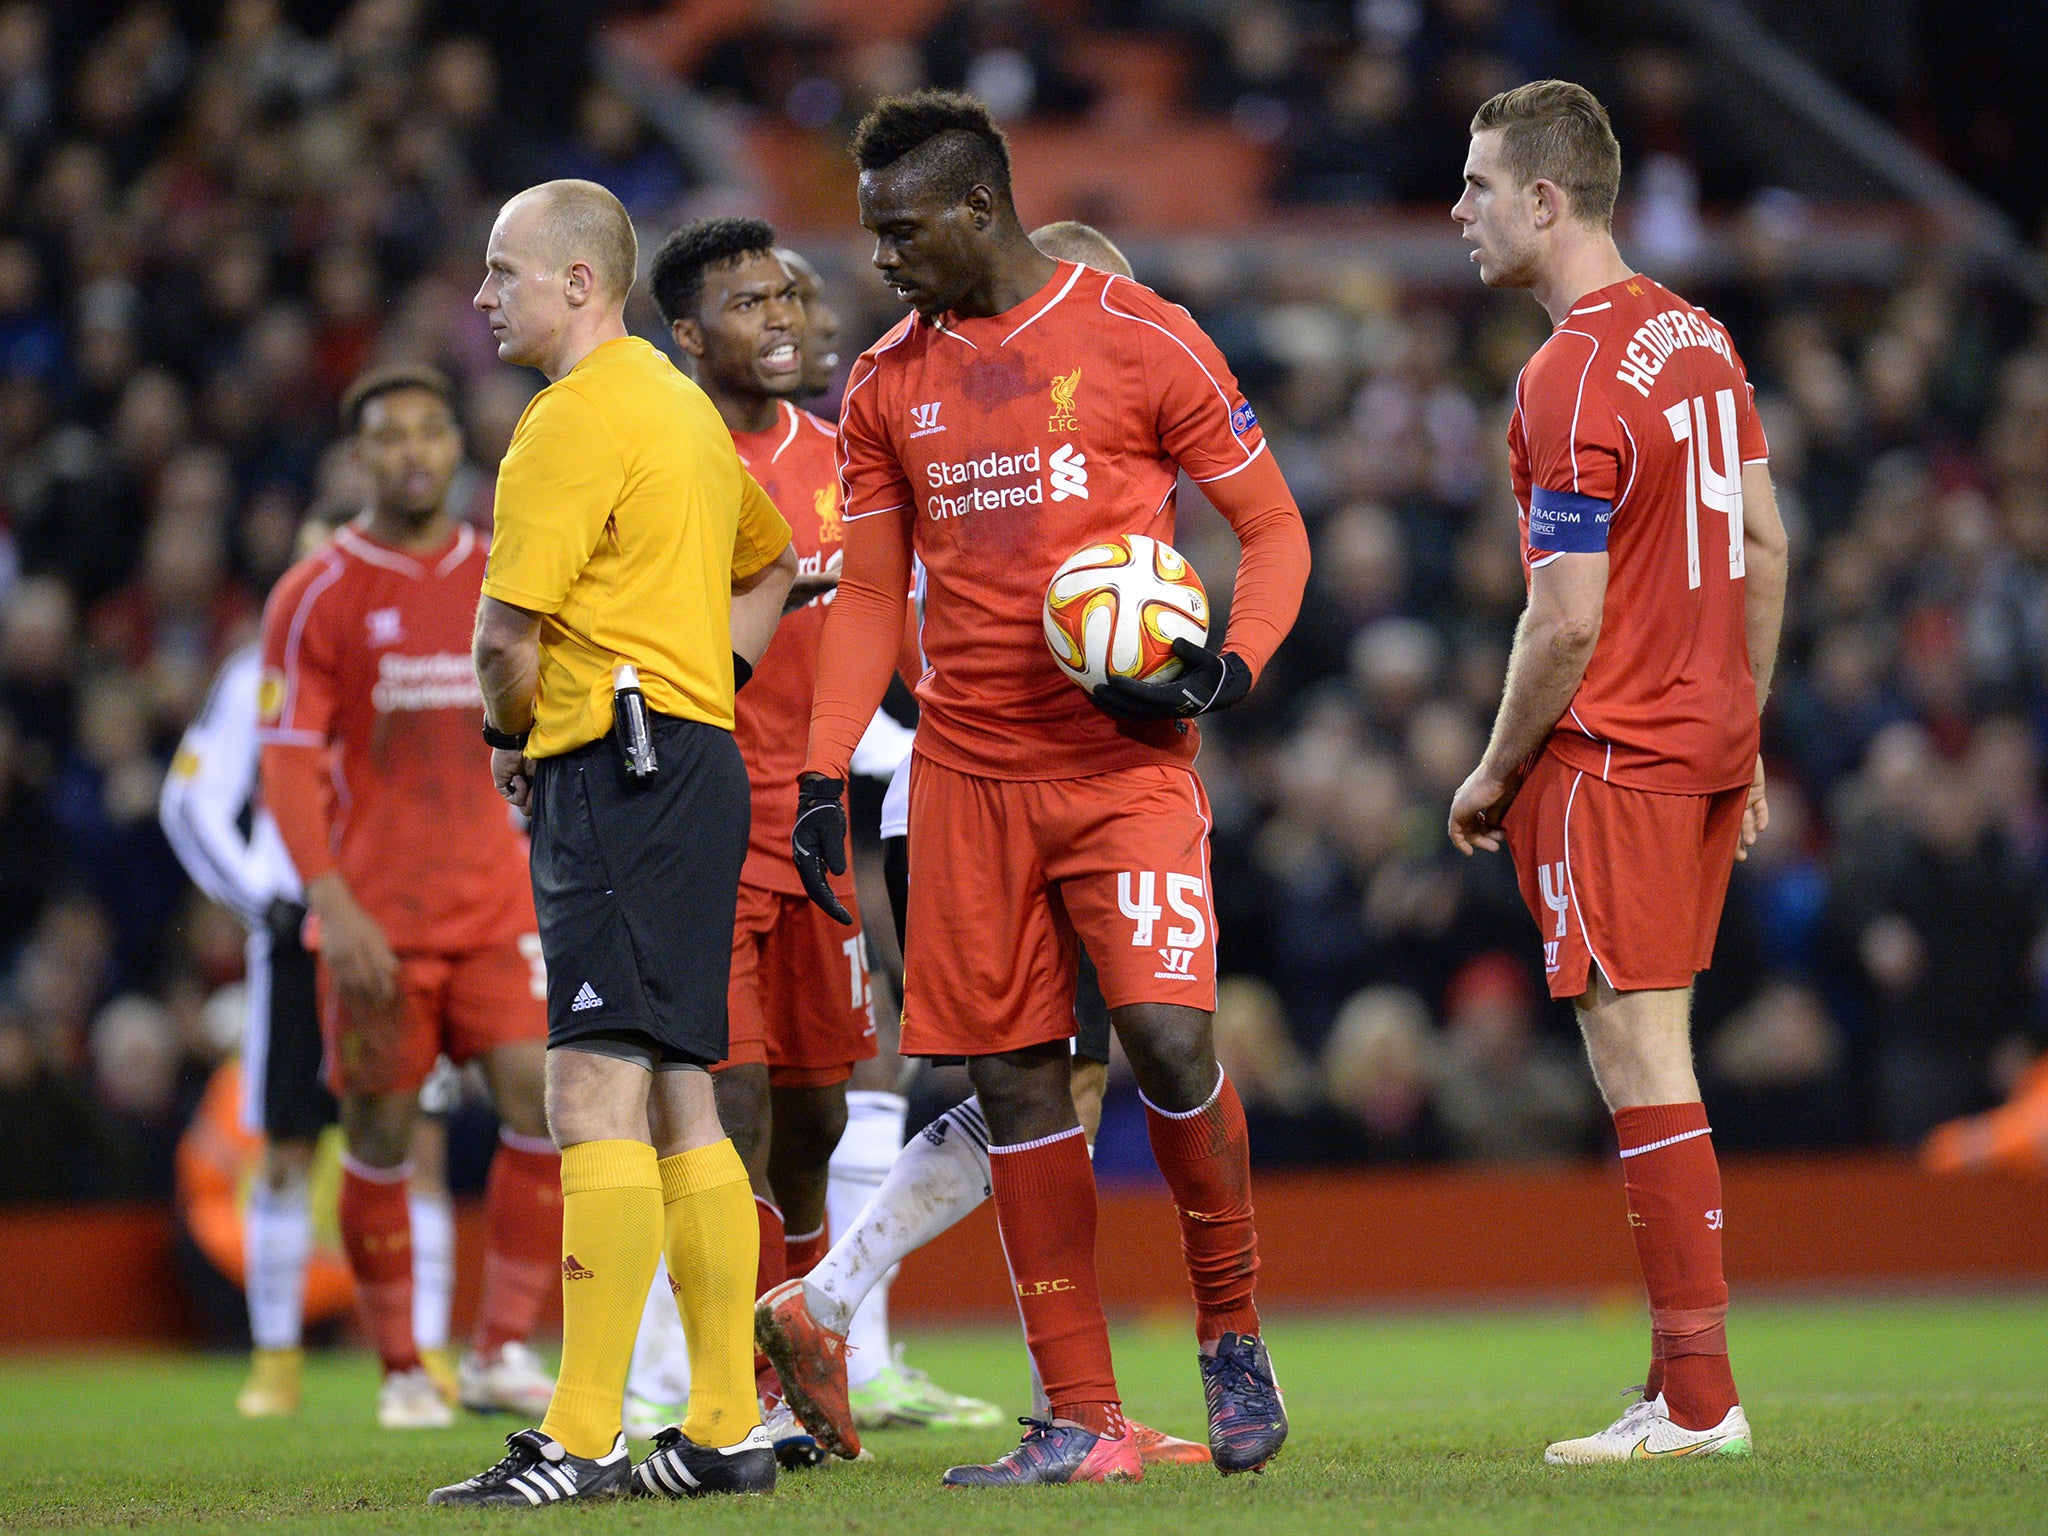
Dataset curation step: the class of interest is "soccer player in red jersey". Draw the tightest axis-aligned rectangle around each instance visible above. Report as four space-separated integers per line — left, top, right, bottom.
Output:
789 93 1311 1486
760 220 1205 1468
1446 81 1788 1462
640 216 874 1443
258 367 561 1430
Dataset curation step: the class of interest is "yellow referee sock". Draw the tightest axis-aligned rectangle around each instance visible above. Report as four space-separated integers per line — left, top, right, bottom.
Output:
660 1139 761 1449
539 1139 663 1458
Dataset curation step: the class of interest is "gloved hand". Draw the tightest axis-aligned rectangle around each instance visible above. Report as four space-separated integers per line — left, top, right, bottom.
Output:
265 898 310 947
792 772 854 925
1092 639 1253 722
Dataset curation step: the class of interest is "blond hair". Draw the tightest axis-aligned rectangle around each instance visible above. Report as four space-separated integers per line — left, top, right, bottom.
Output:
1470 80 1621 227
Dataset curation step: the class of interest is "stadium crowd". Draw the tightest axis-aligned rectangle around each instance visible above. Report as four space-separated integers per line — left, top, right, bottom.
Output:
1 0 2045 1199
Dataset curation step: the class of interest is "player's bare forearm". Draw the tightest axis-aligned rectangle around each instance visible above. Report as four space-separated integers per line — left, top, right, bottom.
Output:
472 595 542 735
1741 461 1788 710
1480 554 1606 778
1200 450 1311 678
1450 552 1605 854
732 542 799 665
804 509 913 779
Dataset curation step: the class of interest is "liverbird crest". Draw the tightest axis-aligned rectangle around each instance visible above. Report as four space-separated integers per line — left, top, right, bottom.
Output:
1048 367 1081 432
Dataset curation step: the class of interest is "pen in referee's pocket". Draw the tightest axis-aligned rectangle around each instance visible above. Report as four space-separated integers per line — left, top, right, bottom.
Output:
613 663 658 779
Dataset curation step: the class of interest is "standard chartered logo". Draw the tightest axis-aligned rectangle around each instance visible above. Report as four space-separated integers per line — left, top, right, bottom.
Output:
925 445 1041 519
1048 443 1088 501
372 652 482 712
921 442 1089 517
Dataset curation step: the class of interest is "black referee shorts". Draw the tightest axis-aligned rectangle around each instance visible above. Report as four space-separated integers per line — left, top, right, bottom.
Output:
529 712 750 1069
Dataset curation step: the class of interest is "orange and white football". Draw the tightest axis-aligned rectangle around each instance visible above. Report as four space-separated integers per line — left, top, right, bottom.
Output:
1043 534 1209 693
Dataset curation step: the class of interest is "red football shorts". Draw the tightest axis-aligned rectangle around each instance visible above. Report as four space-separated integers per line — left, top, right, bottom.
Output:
901 756 1219 1057
1503 750 1745 1000
723 880 876 1087
320 936 547 1097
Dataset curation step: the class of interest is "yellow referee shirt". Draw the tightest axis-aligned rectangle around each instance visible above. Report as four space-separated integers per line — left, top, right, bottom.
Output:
483 336 792 757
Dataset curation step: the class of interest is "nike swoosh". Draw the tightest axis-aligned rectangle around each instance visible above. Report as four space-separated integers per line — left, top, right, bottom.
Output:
1632 1435 1727 1459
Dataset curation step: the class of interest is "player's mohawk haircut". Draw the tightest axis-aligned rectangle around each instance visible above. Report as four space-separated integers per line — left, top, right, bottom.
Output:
649 216 780 326
851 90 1013 205
1471 79 1622 228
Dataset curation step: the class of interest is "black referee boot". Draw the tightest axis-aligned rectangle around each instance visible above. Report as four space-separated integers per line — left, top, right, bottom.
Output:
426 1428 631 1507
632 1423 778 1497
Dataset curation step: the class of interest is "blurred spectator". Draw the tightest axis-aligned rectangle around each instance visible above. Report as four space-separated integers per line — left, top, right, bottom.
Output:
1825 738 2046 1142
922 1 1092 123
546 82 690 217
1211 974 1320 1165
1317 986 1446 1162
1702 980 1855 1150
0 999 122 1200
1212 974 1316 1114
0 575 76 769
89 993 182 1196
1429 953 1597 1160
48 673 184 983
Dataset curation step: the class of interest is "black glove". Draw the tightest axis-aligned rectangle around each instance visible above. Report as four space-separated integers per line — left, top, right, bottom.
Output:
1093 639 1252 722
791 773 853 924
265 897 309 949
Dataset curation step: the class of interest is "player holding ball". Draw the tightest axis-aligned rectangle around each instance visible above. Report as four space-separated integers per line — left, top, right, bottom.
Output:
1447 81 1788 1462
787 91 1310 1486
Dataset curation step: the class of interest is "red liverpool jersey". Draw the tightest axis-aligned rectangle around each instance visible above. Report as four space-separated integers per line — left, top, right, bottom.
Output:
1509 274 1770 795
731 400 850 897
258 522 535 952
837 260 1268 780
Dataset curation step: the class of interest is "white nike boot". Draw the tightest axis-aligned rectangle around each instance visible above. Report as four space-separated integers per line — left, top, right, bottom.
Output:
1544 1392 1752 1465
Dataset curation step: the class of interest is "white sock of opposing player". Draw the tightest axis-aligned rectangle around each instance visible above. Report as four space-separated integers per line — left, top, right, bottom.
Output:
829 1090 908 1388
408 1192 454 1352
245 1178 312 1351
804 1095 991 1342
627 1259 691 1406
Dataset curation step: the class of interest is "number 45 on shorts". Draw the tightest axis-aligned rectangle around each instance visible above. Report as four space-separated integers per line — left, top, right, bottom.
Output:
1117 871 1207 981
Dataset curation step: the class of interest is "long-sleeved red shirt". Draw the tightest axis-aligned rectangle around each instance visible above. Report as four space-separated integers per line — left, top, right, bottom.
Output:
806 261 1310 782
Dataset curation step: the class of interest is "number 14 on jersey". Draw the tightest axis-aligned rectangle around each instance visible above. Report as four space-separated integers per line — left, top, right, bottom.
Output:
1666 386 1746 589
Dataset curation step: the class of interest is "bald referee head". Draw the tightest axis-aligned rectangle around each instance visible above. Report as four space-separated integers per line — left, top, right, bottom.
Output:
475 179 638 381
1029 221 1133 279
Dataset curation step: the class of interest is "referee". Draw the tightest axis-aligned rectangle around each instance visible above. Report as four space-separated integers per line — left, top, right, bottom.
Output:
433 179 796 1508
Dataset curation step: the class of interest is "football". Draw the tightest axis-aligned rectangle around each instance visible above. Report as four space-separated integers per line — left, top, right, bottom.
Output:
1042 534 1210 693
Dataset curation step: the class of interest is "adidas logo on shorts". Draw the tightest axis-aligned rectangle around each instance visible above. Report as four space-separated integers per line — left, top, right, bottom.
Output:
570 981 603 1012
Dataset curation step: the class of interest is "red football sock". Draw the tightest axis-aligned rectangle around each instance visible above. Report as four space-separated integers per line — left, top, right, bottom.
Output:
754 1196 787 1385
755 1197 787 1298
1614 1103 1740 1430
784 1224 828 1281
988 1126 1122 1437
1144 1069 1262 1344
338 1157 419 1374
473 1129 562 1355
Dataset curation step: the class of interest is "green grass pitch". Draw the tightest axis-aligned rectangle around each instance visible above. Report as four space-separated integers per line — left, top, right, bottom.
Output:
6 1296 2046 1534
